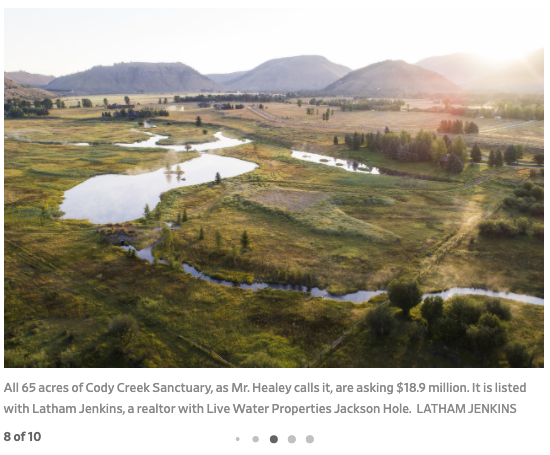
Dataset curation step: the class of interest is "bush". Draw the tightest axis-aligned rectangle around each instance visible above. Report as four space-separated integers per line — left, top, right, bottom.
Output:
533 224 544 239
478 219 518 238
529 203 544 216
503 197 517 208
522 181 534 191
530 185 544 201
516 217 529 235
483 298 512 321
421 296 444 336
60 348 81 368
466 314 508 359
505 341 532 368
387 278 423 317
240 351 282 368
365 304 397 336
446 295 482 325
108 315 139 337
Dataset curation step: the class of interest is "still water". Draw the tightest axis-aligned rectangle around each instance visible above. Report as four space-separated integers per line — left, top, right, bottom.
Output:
60 132 255 224
291 151 380 174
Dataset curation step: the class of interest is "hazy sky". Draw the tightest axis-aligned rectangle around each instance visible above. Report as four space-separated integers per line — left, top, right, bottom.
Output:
4 8 544 77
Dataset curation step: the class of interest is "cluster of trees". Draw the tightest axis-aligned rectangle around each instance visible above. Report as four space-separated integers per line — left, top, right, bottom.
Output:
333 98 404 112
81 99 93 108
437 119 479 134
438 102 543 121
4 98 52 117
502 181 544 217
367 278 531 366
101 112 113 117
112 108 170 118
158 98 168 104
354 126 468 173
173 94 284 103
216 103 244 110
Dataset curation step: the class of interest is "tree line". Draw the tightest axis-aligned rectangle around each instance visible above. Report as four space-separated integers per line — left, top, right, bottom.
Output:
437 119 479 134
173 94 285 103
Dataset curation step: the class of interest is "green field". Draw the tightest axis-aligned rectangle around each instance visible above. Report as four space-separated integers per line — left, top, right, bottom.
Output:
4 101 544 368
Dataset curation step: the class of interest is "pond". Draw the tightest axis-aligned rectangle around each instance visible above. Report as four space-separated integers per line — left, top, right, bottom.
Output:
121 243 543 305
291 151 380 174
60 132 256 224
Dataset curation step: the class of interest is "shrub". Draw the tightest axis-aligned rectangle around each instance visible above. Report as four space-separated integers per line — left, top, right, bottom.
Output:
240 351 282 368
478 219 518 238
516 217 529 235
421 296 444 336
529 203 544 216
466 313 508 358
530 185 544 201
108 315 139 337
522 181 534 191
447 295 482 325
60 348 81 368
365 304 397 336
503 197 517 208
483 298 512 321
505 341 532 368
533 224 544 239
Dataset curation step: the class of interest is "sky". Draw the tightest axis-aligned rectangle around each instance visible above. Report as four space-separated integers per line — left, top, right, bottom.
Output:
4 8 544 77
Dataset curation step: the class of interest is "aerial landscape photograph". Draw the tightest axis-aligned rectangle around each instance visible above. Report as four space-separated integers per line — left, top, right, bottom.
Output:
3 7 544 368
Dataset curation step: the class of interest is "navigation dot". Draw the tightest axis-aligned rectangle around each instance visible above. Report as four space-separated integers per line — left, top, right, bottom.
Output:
288 435 296 444
252 436 259 443
306 435 314 444
270 435 278 444
236 437 240 442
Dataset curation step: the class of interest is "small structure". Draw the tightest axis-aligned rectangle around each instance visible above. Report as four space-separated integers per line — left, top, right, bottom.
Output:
197 102 211 108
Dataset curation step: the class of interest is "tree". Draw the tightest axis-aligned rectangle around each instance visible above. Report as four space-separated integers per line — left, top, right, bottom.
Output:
466 313 508 361
240 230 250 250
297 99 302 108
198 227 205 240
202 129 207 135
42 98 53 109
365 304 397 336
421 296 444 335
143 203 151 220
384 126 390 134
164 98 168 104
124 96 130 105
55 99 62 109
333 136 338 145
532 154 544 166
400 130 411 145
495 148 504 167
185 144 192 152
470 143 482 163
450 135 468 162
154 206 162 221
352 132 361 151
387 278 423 317
430 138 447 165
195 116 202 127
159 98 162 104
514 144 524 162
488 149 496 167
215 172 222 184
504 145 516 164
229 244 241 266
182 208 188 222
176 212 182 226
445 153 464 173
505 341 532 368
215 230 224 249
103 98 108 106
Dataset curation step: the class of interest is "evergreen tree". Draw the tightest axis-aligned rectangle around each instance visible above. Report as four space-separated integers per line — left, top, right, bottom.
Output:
215 230 224 249
322 113 326 121
144 204 151 220
176 212 182 226
182 208 188 222
326 108 330 121
199 227 205 240
515 145 525 162
445 153 465 173
495 148 504 167
215 172 222 184
240 230 250 249
384 126 390 134
124 96 130 105
297 99 302 107
195 116 202 127
154 206 162 221
333 136 338 145
164 98 168 104
159 98 162 104
361 133 365 145
488 150 496 167
352 132 361 151
470 143 482 163
103 98 108 106
504 145 516 164
375 131 382 150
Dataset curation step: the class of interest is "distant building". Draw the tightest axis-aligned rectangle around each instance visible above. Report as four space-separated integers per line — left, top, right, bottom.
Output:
197 102 211 108
108 103 135 109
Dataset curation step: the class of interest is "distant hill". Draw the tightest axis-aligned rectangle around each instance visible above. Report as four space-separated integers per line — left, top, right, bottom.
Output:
224 55 352 91
466 49 544 93
4 71 57 87
45 62 224 95
206 71 249 86
415 53 511 85
325 60 461 94
4 78 58 100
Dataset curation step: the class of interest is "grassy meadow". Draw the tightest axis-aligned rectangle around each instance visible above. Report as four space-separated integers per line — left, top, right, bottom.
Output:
3 99 544 368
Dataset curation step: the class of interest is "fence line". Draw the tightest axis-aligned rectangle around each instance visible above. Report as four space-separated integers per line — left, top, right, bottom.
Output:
177 334 235 368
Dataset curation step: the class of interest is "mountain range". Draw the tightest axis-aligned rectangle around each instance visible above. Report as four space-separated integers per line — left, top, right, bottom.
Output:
325 60 461 94
4 71 57 87
44 62 224 94
219 55 351 92
4 78 58 100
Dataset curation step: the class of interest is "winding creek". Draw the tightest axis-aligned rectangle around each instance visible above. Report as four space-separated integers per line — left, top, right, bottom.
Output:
121 242 543 306
60 132 255 224
56 129 543 305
